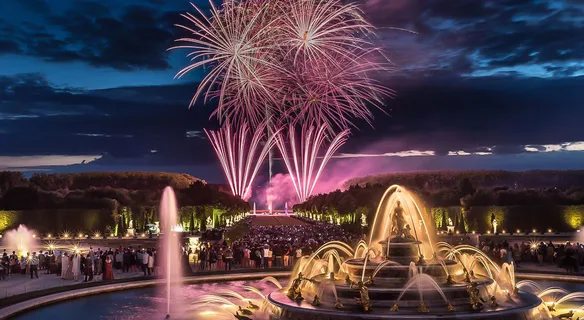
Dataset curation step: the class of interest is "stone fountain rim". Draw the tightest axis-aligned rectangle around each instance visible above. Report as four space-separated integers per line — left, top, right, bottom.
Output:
267 289 545 319
0 271 291 320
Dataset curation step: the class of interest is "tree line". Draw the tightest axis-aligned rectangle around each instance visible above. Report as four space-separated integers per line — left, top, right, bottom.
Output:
0 171 249 234
344 170 584 191
294 171 584 232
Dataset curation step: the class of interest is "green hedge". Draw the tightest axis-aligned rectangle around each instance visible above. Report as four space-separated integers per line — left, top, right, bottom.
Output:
431 205 584 233
0 209 112 233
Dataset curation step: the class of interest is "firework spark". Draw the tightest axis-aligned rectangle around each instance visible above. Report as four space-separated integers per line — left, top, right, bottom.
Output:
274 123 350 202
205 122 278 200
172 0 392 130
174 0 394 206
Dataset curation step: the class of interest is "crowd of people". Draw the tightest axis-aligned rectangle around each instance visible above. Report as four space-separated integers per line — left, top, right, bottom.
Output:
185 217 360 272
448 236 584 273
3 216 584 285
0 246 158 282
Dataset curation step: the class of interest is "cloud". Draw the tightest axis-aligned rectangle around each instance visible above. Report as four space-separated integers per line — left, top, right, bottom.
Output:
1 72 583 163
1 4 175 71
0 40 22 54
361 0 584 78
15 0 52 14
0 73 216 163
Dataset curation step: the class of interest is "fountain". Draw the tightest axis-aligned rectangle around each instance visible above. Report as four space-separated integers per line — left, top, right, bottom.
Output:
3 224 37 257
159 187 183 319
11 184 584 320
260 185 553 319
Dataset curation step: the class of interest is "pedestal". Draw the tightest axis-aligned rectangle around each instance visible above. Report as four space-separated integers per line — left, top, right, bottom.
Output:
127 228 135 237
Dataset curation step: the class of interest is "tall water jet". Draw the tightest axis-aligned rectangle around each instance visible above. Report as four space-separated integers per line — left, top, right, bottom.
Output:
159 187 182 319
3 225 37 257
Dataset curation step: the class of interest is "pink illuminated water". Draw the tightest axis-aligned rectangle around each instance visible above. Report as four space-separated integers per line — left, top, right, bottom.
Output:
159 187 182 318
3 224 37 256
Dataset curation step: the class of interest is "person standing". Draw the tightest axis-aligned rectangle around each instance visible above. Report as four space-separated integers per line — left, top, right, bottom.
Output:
283 247 291 268
83 254 92 282
147 251 154 276
142 251 150 276
61 252 69 279
29 252 39 279
295 247 303 267
104 256 114 280
72 253 81 281
224 247 233 271
262 245 270 269
243 246 251 268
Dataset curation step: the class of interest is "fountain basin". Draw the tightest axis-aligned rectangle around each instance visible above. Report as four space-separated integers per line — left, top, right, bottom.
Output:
268 289 550 320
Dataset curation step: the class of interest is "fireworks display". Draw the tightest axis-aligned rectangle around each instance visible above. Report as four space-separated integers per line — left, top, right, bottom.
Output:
274 123 350 203
204 122 277 200
173 0 392 202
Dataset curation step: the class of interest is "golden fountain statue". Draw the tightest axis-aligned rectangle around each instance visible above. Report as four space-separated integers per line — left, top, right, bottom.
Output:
466 282 486 310
391 200 407 238
489 296 498 308
311 295 321 306
418 300 430 313
247 301 259 310
286 272 313 301
350 279 373 312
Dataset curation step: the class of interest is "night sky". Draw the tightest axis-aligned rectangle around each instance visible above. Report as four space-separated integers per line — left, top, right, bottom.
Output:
0 0 583 184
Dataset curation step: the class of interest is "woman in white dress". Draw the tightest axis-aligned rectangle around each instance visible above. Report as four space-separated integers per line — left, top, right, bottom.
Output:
63 253 74 280
61 252 69 279
72 253 81 281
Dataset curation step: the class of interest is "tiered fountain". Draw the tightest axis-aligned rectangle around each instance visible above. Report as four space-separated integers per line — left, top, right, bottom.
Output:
263 185 552 320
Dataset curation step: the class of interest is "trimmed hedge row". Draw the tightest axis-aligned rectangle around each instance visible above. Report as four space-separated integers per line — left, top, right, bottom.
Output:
0 209 111 233
431 205 584 233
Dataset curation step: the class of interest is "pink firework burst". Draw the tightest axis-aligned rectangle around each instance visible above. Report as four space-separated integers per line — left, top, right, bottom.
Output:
274 123 350 203
205 121 278 200
172 0 392 130
171 0 281 125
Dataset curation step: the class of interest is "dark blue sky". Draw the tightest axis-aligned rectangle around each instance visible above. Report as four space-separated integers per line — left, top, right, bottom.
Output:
0 0 583 182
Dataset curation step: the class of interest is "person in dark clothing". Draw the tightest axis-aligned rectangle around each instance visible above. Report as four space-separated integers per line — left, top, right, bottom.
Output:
83 254 93 282
123 250 131 272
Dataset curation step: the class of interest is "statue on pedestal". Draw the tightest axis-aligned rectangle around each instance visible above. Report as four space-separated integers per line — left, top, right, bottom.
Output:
361 213 368 227
391 201 407 238
127 220 135 236
206 216 213 230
